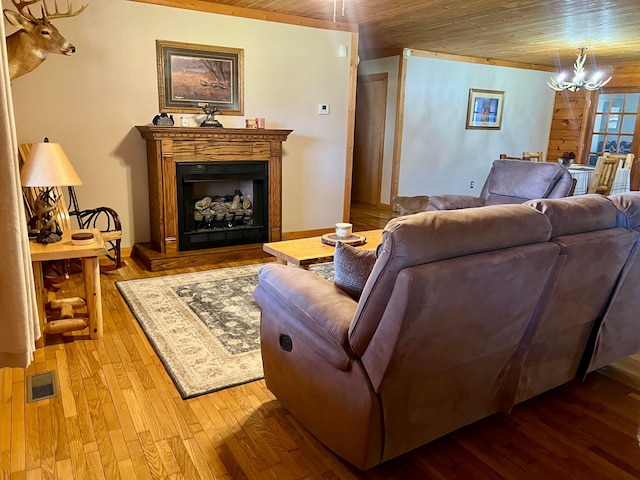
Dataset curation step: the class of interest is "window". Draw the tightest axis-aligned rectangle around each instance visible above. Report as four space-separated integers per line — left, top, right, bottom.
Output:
588 92 640 165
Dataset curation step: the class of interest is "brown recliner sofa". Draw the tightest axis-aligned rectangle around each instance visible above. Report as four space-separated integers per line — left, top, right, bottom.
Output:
254 205 560 468
502 194 637 406
427 159 574 211
253 193 640 469
582 192 640 373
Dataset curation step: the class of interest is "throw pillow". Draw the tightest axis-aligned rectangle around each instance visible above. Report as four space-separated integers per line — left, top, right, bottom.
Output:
333 241 377 301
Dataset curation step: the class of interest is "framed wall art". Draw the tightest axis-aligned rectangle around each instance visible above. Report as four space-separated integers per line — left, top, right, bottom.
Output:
466 88 504 130
156 40 244 115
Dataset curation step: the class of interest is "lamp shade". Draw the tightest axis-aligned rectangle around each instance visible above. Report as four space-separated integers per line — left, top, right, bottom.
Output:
20 142 83 187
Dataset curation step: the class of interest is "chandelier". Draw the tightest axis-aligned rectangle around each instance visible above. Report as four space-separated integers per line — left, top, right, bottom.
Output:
547 48 612 92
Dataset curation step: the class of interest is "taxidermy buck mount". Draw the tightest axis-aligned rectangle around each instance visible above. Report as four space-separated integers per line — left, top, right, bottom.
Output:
3 0 87 81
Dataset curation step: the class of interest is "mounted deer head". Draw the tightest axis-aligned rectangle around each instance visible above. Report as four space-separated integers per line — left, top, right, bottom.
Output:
3 0 87 81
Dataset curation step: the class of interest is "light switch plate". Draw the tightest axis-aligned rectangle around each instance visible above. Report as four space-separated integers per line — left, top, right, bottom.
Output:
318 104 330 115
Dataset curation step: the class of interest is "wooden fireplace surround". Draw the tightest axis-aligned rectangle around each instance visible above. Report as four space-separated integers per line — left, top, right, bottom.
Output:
134 126 292 270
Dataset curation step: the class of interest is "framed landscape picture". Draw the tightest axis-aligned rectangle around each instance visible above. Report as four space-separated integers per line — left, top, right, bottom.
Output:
466 88 504 129
156 40 244 115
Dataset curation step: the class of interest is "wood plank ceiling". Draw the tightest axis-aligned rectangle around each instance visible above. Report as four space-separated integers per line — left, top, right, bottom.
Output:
197 0 640 68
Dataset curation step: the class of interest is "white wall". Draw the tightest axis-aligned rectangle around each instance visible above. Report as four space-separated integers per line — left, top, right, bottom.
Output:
399 55 555 196
357 56 399 205
5 0 353 246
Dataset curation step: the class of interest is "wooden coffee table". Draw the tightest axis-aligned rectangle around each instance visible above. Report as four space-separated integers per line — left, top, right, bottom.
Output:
263 229 384 268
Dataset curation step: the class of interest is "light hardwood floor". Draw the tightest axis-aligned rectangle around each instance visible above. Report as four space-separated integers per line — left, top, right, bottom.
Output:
3 212 640 478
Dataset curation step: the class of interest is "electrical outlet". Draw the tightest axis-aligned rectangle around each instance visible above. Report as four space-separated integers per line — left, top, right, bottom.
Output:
318 104 330 115
470 181 475 188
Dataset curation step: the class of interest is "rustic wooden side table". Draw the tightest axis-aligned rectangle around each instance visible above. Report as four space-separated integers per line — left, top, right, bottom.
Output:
29 229 107 347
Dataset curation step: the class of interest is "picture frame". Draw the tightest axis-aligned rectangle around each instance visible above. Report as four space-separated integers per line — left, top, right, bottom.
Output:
156 40 244 115
466 88 504 129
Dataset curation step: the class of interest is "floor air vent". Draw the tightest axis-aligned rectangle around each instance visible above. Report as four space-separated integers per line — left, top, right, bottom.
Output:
26 371 58 402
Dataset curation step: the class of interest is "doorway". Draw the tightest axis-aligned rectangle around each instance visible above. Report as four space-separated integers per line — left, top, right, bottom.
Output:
352 73 388 206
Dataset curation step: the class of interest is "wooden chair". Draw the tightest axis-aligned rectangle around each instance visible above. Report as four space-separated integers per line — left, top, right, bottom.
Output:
19 143 123 270
603 152 635 169
587 156 619 195
499 153 522 160
523 151 544 162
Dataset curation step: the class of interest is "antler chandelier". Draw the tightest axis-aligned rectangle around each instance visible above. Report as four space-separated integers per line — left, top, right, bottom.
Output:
547 48 612 92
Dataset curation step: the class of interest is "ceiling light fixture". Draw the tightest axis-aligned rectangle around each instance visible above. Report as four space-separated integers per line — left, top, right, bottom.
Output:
547 47 612 92
332 0 345 22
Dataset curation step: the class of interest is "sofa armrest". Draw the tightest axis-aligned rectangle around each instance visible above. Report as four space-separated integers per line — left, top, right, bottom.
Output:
427 194 486 211
253 263 358 370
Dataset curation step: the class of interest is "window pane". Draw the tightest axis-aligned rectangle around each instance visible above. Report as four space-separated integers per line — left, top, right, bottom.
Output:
608 114 620 133
612 94 625 112
589 154 598 166
619 136 633 153
621 115 636 134
591 134 605 152
604 136 618 152
594 114 607 132
597 94 610 112
625 93 640 113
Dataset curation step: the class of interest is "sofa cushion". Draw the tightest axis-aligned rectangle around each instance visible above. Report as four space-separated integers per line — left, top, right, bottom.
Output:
526 194 618 238
333 241 377 300
484 159 565 200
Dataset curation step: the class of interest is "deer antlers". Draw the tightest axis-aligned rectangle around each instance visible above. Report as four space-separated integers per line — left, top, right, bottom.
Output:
9 0 41 21
43 0 88 20
9 0 88 22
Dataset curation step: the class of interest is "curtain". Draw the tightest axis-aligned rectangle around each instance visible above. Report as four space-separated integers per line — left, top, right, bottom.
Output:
0 22 40 367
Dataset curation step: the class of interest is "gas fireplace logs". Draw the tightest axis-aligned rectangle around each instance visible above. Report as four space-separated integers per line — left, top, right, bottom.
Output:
193 192 253 229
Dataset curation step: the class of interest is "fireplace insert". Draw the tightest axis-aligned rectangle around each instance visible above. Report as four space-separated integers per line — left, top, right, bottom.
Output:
176 161 269 251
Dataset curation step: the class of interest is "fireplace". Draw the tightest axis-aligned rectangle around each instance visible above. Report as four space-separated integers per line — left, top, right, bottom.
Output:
134 126 292 271
176 161 269 250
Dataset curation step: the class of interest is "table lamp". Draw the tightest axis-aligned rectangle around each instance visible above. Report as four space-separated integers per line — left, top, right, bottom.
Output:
20 139 83 243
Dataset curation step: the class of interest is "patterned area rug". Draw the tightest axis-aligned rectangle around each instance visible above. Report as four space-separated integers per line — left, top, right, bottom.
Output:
116 262 333 399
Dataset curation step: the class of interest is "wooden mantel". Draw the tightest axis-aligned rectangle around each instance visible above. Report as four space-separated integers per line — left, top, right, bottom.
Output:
134 126 292 270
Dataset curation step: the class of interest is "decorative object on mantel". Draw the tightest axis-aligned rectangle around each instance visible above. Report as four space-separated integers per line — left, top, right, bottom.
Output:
21 138 83 243
156 39 244 115
200 103 223 127
3 0 88 81
152 112 174 126
547 48 612 92
558 152 576 167
321 233 366 247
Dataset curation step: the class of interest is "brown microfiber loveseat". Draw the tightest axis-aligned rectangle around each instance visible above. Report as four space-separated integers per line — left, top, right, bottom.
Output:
253 193 640 469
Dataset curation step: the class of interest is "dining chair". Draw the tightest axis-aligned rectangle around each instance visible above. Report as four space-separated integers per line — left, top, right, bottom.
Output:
523 151 544 162
603 152 635 169
499 153 522 160
587 156 619 195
